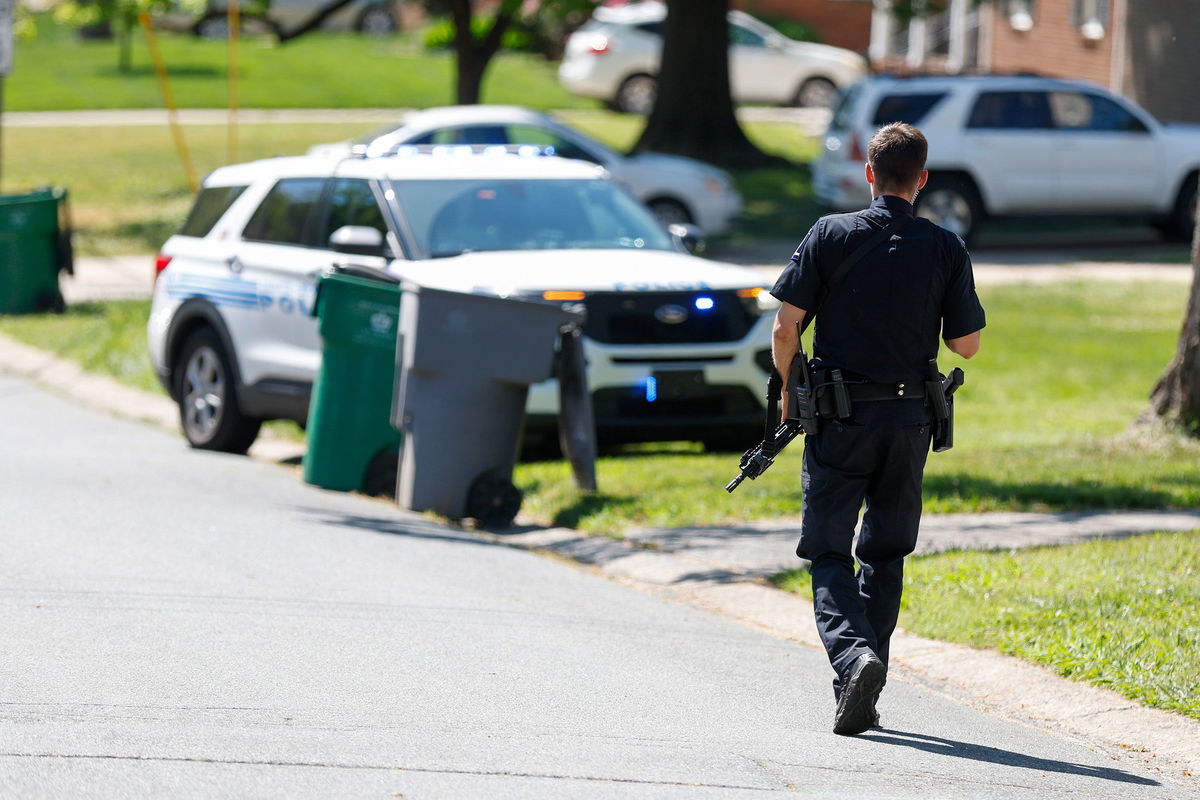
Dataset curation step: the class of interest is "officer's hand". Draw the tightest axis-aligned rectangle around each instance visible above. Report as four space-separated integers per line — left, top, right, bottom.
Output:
780 395 790 422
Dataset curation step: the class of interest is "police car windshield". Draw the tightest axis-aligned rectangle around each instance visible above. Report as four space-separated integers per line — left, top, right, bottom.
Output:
390 178 675 258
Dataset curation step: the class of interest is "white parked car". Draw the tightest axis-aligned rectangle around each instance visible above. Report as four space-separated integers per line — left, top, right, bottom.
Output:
308 105 743 234
147 148 778 455
815 75 1200 242
558 2 867 113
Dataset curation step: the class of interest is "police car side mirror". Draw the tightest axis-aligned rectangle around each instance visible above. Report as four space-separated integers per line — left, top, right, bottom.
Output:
330 225 387 258
669 223 707 256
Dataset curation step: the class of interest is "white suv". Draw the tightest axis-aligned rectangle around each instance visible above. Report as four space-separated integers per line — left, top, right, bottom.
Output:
815 75 1200 242
559 2 866 113
147 148 778 454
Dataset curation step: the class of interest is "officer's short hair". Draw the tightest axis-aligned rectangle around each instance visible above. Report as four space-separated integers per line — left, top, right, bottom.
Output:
868 123 927 188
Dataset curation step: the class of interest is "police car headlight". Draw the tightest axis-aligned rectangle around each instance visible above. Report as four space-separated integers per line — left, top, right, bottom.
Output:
737 287 779 316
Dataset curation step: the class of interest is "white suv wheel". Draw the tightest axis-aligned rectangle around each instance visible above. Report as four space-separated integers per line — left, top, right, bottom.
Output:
616 75 657 115
916 178 980 241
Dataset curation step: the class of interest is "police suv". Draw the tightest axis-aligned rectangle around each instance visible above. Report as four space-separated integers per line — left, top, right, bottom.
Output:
147 146 778 454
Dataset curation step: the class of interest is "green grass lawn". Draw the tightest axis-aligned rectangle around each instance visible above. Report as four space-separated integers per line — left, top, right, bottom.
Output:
4 117 817 256
772 532 1200 722
3 281 1194 533
516 280 1197 532
5 123 378 256
8 19 592 111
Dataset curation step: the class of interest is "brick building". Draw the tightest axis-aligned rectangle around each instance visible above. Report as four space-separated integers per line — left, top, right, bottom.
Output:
869 0 1200 122
735 0 873 52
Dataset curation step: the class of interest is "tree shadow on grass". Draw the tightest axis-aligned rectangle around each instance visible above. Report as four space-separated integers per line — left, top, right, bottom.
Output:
99 65 224 79
861 729 1160 787
550 493 635 530
923 473 1178 511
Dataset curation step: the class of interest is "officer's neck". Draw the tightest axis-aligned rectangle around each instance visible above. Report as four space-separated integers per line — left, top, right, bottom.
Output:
871 188 918 205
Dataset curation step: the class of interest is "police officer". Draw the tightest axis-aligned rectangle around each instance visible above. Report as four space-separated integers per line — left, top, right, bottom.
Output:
769 123 985 736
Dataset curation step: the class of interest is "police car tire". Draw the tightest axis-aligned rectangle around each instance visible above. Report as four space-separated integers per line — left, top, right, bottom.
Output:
174 328 262 455
701 425 760 454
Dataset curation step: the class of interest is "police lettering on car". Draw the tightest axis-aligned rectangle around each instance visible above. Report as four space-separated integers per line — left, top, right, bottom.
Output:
769 123 986 736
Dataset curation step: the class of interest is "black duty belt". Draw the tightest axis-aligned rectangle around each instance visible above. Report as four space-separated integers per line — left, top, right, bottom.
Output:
841 381 923 402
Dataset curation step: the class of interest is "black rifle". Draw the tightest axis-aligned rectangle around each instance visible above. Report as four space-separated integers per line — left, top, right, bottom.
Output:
726 329 810 493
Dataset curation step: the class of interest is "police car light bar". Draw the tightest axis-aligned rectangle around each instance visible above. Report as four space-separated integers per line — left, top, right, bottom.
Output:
356 143 559 160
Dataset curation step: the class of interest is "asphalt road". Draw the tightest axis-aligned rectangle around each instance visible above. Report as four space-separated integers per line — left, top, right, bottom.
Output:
1 372 1193 799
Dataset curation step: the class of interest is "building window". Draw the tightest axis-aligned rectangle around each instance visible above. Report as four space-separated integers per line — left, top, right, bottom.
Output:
1072 0 1109 40
1006 0 1034 31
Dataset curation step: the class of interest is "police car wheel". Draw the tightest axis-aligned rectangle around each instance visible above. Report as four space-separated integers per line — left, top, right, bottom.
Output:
701 425 760 454
915 177 981 243
175 328 261 454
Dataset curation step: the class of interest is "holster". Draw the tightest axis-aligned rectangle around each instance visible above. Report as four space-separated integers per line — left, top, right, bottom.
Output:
814 368 853 421
925 360 963 453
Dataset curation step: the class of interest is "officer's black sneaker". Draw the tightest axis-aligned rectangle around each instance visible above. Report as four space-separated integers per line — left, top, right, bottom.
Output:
833 653 886 736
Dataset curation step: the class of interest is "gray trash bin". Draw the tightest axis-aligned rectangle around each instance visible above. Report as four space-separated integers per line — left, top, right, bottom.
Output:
393 284 583 528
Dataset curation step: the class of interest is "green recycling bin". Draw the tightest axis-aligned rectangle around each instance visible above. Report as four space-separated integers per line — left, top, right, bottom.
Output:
303 267 404 495
0 187 73 314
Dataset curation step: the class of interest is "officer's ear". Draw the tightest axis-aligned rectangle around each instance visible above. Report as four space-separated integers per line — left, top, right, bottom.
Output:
916 170 929 192
865 162 876 185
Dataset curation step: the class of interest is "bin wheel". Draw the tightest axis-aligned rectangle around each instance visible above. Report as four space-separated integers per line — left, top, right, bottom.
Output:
362 447 400 498
174 328 261 454
34 290 65 314
466 471 523 530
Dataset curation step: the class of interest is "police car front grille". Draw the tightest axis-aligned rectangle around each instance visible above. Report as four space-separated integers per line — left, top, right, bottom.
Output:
582 291 756 345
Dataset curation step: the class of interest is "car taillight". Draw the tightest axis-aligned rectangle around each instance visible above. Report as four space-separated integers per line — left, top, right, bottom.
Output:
588 34 610 55
848 129 866 162
154 254 172 284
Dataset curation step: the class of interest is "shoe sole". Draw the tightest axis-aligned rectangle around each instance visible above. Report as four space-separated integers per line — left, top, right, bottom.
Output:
833 657 886 736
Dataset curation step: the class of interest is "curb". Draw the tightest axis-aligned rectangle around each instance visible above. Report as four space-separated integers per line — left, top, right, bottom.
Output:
3 331 1197 791
0 333 305 464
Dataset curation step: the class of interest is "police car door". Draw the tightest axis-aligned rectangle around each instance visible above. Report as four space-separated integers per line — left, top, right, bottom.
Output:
234 177 329 389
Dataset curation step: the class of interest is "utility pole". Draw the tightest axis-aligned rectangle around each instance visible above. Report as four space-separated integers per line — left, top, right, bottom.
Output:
0 0 13 193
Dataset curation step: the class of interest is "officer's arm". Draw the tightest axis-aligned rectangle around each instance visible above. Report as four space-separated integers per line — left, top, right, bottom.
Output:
772 302 807 416
946 331 980 359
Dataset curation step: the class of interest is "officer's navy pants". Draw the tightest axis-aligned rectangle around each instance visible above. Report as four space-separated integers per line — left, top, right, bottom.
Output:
797 399 932 697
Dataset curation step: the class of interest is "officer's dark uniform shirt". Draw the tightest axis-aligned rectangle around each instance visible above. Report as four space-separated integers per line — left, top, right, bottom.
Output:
771 195 986 385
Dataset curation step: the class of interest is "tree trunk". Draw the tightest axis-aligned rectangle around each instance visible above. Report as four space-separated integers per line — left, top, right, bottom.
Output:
1149 202 1200 433
450 0 517 105
277 0 357 43
631 0 778 168
117 8 134 73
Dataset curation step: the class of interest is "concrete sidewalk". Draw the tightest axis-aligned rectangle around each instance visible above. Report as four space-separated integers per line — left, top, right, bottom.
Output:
63 248 1194 308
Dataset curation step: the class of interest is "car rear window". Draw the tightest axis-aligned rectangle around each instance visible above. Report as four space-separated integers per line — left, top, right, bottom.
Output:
178 185 247 238
871 93 947 126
